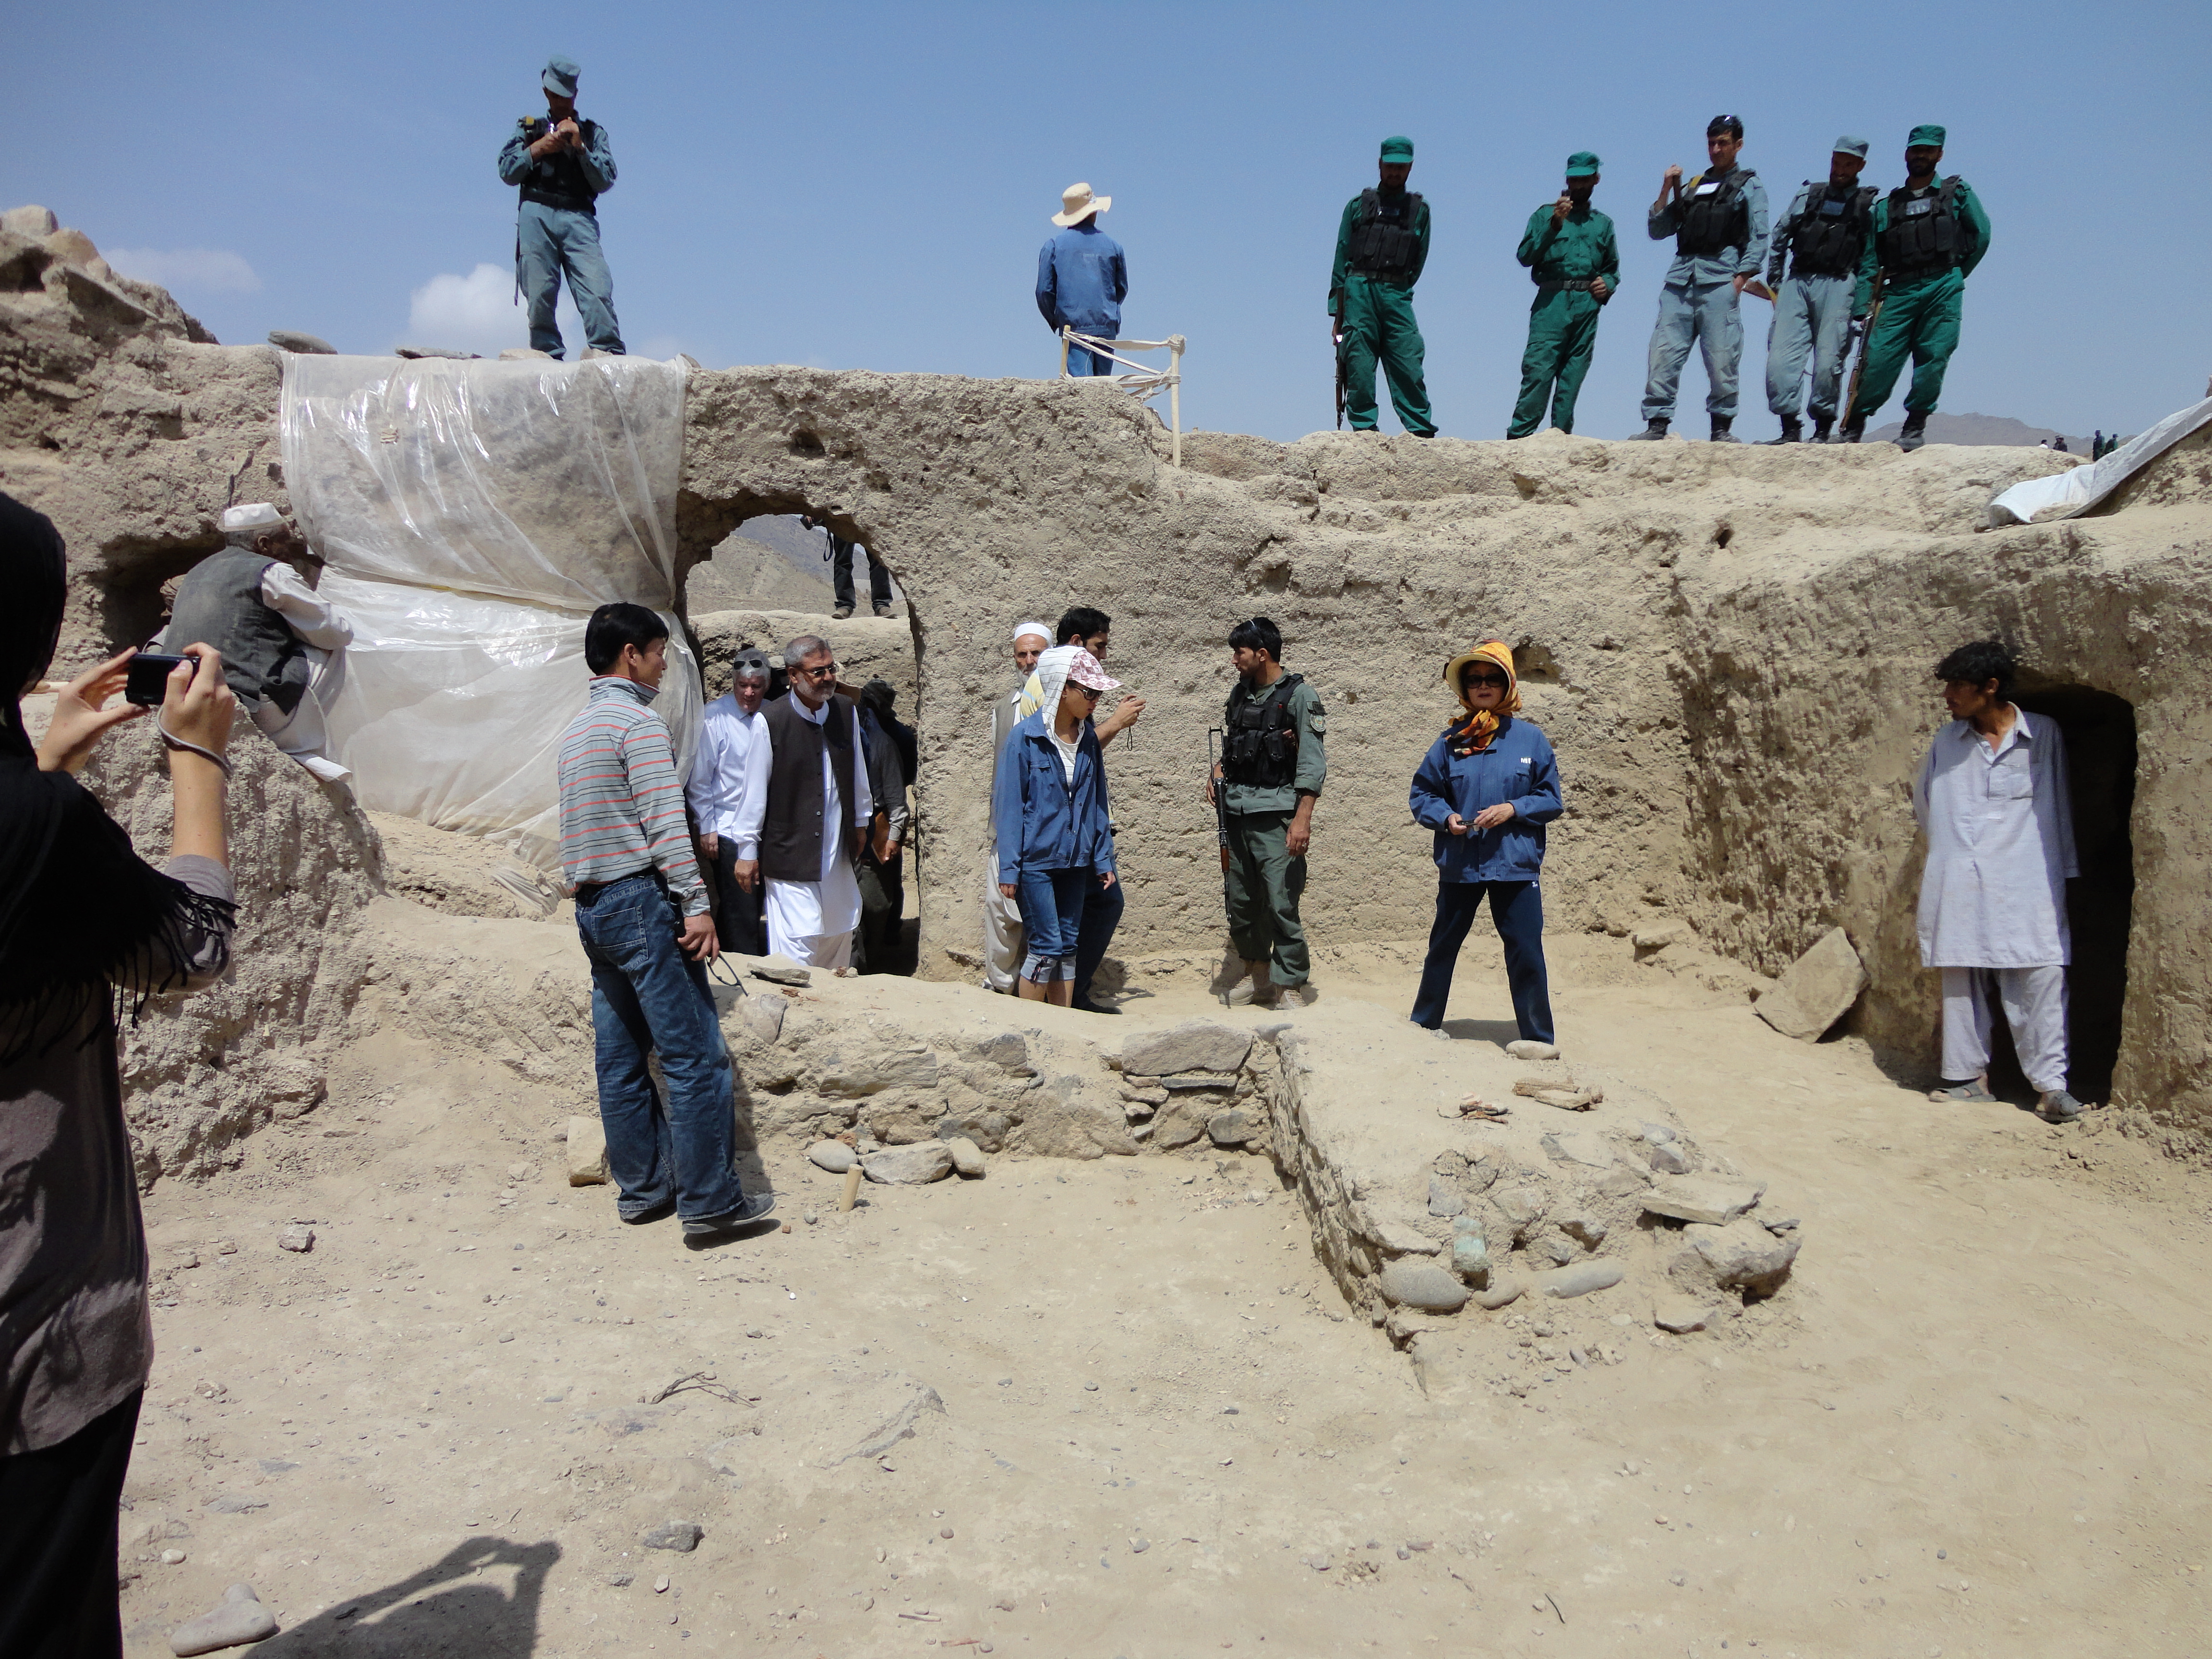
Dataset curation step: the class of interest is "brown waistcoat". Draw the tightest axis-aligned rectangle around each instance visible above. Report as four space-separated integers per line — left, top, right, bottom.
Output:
759 693 859 883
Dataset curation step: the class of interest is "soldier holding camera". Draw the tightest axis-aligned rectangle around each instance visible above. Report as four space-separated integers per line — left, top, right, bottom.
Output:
496 55 625 360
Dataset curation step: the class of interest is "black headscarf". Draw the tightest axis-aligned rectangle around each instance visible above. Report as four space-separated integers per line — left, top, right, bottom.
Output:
0 492 234 1064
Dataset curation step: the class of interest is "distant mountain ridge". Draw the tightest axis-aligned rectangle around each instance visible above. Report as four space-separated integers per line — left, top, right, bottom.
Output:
1864 411 2093 452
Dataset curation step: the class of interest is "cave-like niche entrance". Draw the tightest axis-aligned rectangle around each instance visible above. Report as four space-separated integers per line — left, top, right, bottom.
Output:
683 512 923 974
1988 683 2137 1103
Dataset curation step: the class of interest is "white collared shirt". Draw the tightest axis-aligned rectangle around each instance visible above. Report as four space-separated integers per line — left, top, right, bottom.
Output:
1911 707 2079 968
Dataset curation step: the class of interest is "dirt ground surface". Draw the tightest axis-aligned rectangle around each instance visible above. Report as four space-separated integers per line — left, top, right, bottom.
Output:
118 928 2212 1659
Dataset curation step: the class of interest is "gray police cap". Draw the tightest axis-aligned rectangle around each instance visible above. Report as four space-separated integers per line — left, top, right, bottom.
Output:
1832 134 1870 159
543 56 580 98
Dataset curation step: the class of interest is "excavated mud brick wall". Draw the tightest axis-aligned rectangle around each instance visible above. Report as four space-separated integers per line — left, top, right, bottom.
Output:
10 226 2212 1166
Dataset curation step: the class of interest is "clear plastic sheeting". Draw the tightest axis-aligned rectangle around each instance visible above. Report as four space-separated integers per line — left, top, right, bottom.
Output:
280 355 697 867
1986 395 2212 526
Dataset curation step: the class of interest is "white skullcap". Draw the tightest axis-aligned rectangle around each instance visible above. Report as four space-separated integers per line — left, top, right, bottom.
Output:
1013 621 1051 644
220 502 285 533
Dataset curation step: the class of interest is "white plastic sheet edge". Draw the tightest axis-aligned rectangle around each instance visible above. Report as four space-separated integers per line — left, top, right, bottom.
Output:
1986 396 2212 526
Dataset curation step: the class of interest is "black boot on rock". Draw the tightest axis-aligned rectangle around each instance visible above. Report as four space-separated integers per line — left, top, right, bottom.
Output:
1763 415 1803 445
1898 412 1929 453
1710 415 1740 443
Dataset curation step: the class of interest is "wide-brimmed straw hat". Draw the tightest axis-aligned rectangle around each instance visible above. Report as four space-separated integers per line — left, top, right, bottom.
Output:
1052 183 1111 227
1443 642 1516 696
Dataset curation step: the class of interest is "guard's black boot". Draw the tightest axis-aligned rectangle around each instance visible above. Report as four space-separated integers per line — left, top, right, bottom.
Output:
1625 418 1670 442
1837 418 1865 444
1709 415 1740 443
1897 411 1929 453
1763 415 1803 445
1810 417 1834 444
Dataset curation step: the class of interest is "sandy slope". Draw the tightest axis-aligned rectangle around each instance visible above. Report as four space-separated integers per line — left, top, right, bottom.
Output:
117 926 2211 1657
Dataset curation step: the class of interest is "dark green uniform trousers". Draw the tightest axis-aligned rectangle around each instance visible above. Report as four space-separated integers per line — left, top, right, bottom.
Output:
1339 273 1435 436
1224 810 1310 987
1508 288 1603 437
1852 268 1964 420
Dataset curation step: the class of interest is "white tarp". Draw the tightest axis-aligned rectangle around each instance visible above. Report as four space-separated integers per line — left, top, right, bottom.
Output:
1987 395 2212 526
280 355 699 866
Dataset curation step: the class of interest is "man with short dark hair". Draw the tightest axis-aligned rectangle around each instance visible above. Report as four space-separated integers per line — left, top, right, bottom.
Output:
1207 617 1327 1008
731 635 873 969
1839 125 1992 451
1912 639 2085 1122
1330 136 1435 437
1509 151 1617 439
686 646 772 957
1761 137 1877 443
1631 115 1770 443
557 603 772 1242
496 55 624 360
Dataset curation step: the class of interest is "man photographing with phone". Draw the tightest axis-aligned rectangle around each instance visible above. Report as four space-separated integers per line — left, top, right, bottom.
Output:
160 503 352 782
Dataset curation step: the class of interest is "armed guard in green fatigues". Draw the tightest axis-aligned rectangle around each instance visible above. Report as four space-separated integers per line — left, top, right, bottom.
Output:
1331 136 1435 437
1509 152 1618 438
1212 619 1327 1010
1841 125 1991 451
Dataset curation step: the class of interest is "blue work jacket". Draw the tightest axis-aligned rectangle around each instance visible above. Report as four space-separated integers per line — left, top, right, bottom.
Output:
1035 223 1128 334
992 712 1117 882
1408 716 1563 883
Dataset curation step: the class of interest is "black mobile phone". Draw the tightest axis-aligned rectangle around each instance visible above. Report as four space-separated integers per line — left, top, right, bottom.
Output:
124 651 194 708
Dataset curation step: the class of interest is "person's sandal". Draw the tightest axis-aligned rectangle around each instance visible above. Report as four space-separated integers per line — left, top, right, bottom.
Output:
2038 1089 2087 1123
1927 1078 1996 1104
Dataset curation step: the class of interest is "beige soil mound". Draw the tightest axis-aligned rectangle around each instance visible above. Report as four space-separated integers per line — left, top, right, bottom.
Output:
115 894 2212 1657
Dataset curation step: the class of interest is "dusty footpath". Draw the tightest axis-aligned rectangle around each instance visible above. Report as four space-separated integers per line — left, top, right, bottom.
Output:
117 924 2211 1659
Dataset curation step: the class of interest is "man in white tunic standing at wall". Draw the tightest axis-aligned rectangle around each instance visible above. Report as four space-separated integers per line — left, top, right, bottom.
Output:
1912 639 2086 1122
730 636 872 970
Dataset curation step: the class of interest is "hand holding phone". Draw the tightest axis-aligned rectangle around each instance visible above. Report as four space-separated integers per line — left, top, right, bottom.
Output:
125 650 195 708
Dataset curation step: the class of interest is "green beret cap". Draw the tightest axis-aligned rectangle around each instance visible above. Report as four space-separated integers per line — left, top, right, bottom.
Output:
1379 135 1414 163
1907 123 1947 148
1564 151 1600 177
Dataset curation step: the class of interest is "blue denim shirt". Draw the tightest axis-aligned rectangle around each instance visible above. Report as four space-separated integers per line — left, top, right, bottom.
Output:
993 711 1117 882
1408 716 1563 883
1035 222 1128 334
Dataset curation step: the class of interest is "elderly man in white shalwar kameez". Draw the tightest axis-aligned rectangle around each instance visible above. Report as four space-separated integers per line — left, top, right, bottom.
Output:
1911 640 2085 1122
730 635 873 970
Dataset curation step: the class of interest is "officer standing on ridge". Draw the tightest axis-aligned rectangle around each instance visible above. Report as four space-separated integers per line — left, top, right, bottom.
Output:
497 55 625 361
1330 137 1436 437
1207 618 1327 1011
1839 125 1991 451
1508 151 1618 439
1760 136 1877 444
1630 115 1769 443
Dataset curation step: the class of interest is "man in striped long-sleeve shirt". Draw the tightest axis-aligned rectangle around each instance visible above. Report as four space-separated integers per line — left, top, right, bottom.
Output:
557 604 774 1243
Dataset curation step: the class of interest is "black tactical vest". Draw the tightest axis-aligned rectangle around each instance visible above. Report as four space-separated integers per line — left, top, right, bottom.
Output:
1347 190 1424 279
1786 182 1876 277
1877 178 1968 276
515 117 601 214
1676 168 1751 257
1222 673 1304 789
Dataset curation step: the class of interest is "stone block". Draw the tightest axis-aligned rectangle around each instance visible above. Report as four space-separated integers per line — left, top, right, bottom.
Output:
1378 1260 1471 1312
862 1142 953 1185
1118 1021 1253 1079
945 1136 986 1177
1206 1109 1255 1146
565 1116 609 1185
1427 1175 1466 1217
1754 926 1867 1041
1530 1261 1623 1299
1542 1128 1616 1169
1642 1177 1765 1227
745 953 811 987
806 1141 856 1174
1671 1219 1801 1296
1 205 59 238
739 996 784 1044
267 330 336 354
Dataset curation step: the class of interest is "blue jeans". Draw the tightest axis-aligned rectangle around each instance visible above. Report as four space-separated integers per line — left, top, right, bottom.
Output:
1641 280 1742 423
1064 331 1116 375
1074 866 1124 1003
517 201 625 359
574 872 743 1220
1411 878 1554 1043
1016 866 1092 981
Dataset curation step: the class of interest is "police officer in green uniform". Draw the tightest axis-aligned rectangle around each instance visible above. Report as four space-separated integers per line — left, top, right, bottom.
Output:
1330 137 1435 437
1508 151 1618 438
1761 136 1877 443
1840 125 1991 451
496 55 625 360
1207 618 1327 1010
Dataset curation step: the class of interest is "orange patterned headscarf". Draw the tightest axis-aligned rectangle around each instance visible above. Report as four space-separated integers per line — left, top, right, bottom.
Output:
1443 641 1521 756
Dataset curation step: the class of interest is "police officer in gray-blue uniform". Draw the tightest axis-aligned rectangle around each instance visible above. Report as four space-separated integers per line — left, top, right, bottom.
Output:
496 55 625 360
1630 115 1769 443
1761 136 1876 443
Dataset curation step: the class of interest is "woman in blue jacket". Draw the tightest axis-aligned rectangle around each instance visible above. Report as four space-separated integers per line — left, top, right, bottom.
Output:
992 645 1121 1006
1407 640 1564 1042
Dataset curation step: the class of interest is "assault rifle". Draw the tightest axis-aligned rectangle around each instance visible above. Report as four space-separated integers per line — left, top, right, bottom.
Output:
1207 729 1231 871
1842 268 1887 429
1332 314 1347 430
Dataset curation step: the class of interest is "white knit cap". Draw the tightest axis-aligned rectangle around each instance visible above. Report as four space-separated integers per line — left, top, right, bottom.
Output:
220 502 284 533
1013 621 1051 644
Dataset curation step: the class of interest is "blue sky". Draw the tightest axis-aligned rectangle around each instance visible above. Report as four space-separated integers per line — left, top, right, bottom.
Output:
9 0 2207 442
